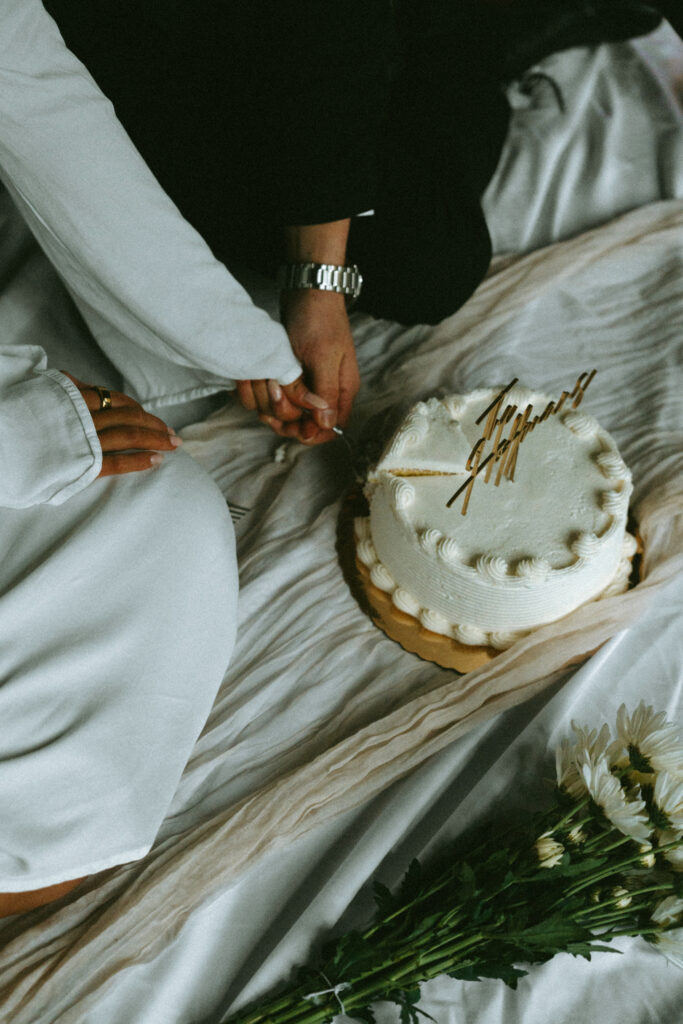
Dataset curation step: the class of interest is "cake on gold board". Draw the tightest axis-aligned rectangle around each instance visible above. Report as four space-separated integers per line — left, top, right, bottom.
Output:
347 374 638 672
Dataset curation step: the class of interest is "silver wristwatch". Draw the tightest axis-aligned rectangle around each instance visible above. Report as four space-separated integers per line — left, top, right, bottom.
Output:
277 261 363 299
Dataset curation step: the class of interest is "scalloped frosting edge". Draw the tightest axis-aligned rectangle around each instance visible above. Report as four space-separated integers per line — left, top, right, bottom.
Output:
354 518 637 650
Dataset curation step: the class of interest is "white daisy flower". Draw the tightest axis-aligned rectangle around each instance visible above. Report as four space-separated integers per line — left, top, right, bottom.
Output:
611 887 632 909
658 830 683 871
652 896 683 928
535 832 565 869
653 927 683 970
567 824 588 845
581 757 652 842
556 739 585 798
615 703 683 777
556 722 612 797
574 722 613 762
653 772 683 833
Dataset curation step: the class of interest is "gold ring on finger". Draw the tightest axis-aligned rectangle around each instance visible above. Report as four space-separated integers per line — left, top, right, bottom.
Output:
94 386 112 410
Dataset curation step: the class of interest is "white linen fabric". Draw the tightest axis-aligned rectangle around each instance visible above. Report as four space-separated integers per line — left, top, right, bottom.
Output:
482 24 683 253
0 19 681 1024
0 199 242 891
0 198 680 1021
0 447 239 891
0 0 302 413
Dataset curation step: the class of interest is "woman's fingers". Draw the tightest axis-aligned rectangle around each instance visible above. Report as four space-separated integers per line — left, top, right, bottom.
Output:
280 377 334 428
250 379 272 417
91 405 175 435
59 371 180 477
235 379 258 412
265 380 302 422
99 452 165 477
61 373 140 414
259 414 335 446
236 376 330 427
97 426 182 453
80 386 139 412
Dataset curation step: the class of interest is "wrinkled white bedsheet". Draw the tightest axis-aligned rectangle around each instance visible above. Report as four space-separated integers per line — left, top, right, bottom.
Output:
0 24 682 1024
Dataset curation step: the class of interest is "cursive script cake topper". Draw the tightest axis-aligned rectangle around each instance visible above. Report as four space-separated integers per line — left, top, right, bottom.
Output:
446 370 597 515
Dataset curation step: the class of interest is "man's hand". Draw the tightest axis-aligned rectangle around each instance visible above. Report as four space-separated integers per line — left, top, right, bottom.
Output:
62 372 182 476
273 288 360 443
236 291 361 445
236 217 361 445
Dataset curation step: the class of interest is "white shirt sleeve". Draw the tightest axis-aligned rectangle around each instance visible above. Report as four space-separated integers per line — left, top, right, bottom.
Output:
0 0 302 408
0 346 101 508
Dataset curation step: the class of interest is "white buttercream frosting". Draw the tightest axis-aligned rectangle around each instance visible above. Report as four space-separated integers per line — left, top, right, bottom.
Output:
572 532 600 559
453 622 489 646
362 387 633 643
563 411 598 437
368 395 474 476
389 476 415 509
419 609 451 634
354 517 372 541
437 536 460 563
356 538 377 567
516 557 551 580
596 450 628 480
392 588 421 616
370 563 395 592
419 528 441 552
476 554 509 582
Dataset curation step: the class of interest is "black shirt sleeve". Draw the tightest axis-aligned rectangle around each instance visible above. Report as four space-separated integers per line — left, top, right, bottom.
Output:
44 1 397 247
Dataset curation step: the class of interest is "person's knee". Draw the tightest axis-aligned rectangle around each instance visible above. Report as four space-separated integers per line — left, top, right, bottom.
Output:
0 876 86 918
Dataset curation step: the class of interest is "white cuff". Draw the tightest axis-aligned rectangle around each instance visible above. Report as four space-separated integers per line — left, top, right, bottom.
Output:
0 366 101 509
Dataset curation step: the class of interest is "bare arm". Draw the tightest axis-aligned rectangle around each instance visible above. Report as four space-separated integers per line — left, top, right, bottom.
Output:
237 218 361 445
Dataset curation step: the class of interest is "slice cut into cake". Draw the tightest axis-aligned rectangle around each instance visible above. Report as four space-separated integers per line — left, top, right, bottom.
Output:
357 386 636 651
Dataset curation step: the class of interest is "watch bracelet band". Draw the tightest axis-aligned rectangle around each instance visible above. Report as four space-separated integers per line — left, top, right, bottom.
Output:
277 261 363 299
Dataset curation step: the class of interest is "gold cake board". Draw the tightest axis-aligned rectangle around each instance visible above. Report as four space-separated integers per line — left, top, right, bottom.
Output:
355 556 496 673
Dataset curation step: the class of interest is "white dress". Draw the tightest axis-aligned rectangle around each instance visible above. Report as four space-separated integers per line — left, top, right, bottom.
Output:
0 0 301 891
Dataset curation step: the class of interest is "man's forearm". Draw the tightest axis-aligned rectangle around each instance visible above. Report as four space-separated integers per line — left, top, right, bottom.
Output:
283 219 351 265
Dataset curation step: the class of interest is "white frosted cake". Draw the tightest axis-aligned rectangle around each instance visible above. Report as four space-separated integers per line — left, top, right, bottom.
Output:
356 383 636 651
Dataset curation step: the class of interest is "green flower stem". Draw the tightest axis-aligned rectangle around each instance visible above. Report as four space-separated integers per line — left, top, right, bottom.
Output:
353 933 487 995
578 904 656 928
550 844 662 909
234 929 483 1024
546 794 591 833
242 934 490 1024
226 804 683 1024
576 883 675 919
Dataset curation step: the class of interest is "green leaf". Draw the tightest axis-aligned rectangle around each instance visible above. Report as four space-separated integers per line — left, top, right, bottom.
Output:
399 859 424 903
484 850 511 881
458 862 477 901
567 942 620 958
449 962 528 988
329 930 375 976
399 1003 418 1024
373 881 395 917
516 914 593 951
414 1007 438 1023
411 912 443 939
541 855 607 878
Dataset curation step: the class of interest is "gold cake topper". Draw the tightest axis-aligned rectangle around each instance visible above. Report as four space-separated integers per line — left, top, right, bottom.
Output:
446 370 597 515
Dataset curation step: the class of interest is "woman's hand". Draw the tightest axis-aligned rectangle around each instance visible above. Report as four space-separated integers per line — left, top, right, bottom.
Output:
235 369 334 437
62 373 182 476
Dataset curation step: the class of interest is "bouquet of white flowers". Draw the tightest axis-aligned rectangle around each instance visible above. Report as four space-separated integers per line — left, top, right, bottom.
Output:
228 703 683 1024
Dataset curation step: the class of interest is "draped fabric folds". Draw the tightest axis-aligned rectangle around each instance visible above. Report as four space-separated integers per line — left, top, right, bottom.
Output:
0 200 681 1023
